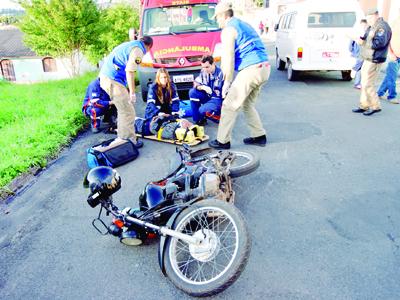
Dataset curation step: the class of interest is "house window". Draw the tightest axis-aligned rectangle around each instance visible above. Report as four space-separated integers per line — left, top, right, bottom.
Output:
42 57 57 72
0 59 16 81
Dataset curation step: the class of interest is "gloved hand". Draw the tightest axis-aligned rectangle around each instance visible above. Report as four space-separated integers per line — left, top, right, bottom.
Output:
202 85 212 95
222 81 231 99
90 98 99 105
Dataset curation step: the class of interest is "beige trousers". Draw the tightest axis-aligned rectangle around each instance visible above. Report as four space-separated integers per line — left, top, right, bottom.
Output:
100 75 136 141
217 63 270 143
359 60 382 110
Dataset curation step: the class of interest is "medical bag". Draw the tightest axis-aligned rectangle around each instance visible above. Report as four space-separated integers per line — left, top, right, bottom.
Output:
87 138 139 169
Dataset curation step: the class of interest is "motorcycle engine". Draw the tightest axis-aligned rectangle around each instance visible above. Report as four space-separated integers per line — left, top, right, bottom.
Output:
200 173 220 196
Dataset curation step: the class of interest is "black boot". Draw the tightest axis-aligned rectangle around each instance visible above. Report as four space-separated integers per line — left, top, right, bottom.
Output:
243 135 267 147
196 118 207 126
209 139 231 150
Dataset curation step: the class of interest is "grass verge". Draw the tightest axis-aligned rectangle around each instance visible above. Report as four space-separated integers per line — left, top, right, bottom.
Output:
0 72 96 196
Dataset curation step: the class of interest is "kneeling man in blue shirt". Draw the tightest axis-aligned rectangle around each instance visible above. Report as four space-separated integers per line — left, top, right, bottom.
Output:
189 55 224 125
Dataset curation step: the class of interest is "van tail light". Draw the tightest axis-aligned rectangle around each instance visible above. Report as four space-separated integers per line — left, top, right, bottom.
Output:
297 47 303 61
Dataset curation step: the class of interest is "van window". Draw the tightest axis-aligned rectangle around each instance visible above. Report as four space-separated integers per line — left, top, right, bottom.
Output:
288 13 296 29
143 4 219 36
284 15 292 29
307 12 356 28
279 15 285 29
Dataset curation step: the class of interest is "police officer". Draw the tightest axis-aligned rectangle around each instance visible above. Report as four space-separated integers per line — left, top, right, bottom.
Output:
352 8 392 116
99 36 153 147
82 78 116 133
189 54 224 125
208 2 270 149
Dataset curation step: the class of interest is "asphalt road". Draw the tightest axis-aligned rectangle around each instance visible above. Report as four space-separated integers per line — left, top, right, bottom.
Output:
1 44 400 300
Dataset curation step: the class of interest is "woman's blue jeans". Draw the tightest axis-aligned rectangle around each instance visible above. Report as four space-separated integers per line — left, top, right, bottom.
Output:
377 58 400 100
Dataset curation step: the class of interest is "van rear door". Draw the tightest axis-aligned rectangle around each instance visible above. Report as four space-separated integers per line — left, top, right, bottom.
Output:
303 11 357 70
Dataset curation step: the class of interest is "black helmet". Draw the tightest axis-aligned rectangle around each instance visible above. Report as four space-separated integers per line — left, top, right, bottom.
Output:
83 166 121 197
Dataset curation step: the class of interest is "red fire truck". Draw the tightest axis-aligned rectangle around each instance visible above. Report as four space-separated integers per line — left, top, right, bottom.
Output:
138 0 221 101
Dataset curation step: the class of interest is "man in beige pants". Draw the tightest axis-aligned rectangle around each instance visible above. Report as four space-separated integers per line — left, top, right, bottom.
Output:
352 8 391 116
208 2 270 149
99 36 153 146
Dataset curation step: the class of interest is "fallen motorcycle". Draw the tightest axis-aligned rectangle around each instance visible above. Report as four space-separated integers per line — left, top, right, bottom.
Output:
83 145 259 297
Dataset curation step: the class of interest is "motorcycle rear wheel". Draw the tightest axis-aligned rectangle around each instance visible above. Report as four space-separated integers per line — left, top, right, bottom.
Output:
163 199 251 297
191 148 259 178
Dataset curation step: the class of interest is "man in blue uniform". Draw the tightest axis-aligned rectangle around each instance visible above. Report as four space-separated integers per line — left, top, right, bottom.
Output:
99 36 153 147
208 2 270 149
189 55 224 125
82 78 115 133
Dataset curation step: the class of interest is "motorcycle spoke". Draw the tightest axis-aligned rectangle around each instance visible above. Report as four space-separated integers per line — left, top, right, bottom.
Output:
207 214 227 230
219 246 234 262
210 217 229 233
178 257 197 273
197 211 210 230
191 260 207 282
215 228 233 245
174 240 189 254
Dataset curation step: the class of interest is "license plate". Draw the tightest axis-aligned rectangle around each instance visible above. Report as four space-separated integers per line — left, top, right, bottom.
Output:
173 74 194 83
322 51 339 58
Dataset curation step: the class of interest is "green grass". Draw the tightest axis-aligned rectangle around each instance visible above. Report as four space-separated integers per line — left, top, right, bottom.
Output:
0 72 96 191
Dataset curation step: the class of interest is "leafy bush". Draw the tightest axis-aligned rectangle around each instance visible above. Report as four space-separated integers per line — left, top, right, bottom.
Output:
85 4 140 64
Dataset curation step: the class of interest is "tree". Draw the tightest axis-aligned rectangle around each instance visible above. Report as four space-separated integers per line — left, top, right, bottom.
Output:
18 0 101 76
253 0 264 8
85 4 140 65
0 15 20 25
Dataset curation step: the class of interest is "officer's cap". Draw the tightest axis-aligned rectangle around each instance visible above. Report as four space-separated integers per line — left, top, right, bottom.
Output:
366 7 378 15
212 2 232 19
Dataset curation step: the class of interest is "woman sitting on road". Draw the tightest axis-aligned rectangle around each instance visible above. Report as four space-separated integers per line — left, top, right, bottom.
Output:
146 68 180 119
135 68 180 135
135 68 204 142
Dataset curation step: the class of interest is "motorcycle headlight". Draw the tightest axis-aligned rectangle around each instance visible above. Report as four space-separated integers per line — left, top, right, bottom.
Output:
120 230 143 246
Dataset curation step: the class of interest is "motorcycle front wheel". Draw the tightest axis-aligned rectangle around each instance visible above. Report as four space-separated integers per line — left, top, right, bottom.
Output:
191 148 259 178
163 199 251 297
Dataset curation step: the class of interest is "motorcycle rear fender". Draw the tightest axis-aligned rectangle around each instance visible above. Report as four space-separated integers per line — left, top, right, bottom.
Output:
158 198 202 275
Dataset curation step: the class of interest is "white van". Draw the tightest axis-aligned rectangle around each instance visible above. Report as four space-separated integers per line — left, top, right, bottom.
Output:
274 0 365 81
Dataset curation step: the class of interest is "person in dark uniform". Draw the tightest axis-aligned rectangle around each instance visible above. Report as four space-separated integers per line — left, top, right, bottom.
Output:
134 68 180 135
189 55 224 125
82 78 116 133
352 8 392 116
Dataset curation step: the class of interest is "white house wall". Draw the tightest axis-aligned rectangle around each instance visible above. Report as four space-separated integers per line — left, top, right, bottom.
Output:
10 56 96 83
